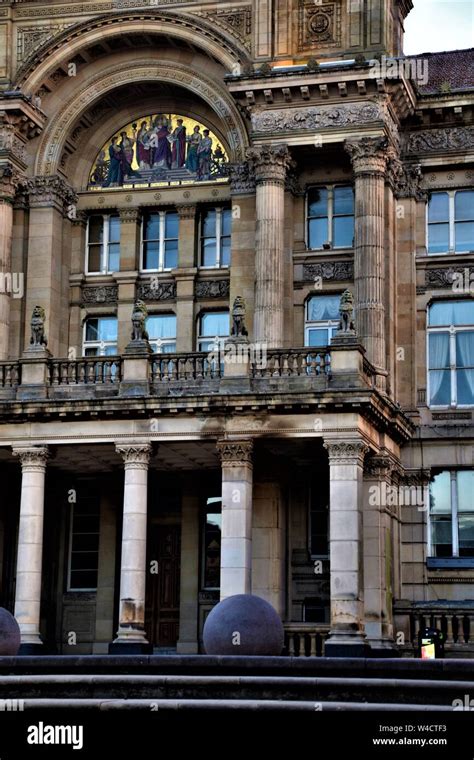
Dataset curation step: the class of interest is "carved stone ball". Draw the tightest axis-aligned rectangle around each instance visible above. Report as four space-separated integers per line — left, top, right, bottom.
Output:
0 608 21 656
203 594 284 656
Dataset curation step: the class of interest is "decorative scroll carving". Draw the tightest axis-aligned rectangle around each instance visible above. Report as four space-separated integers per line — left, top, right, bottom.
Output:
425 267 474 288
17 24 72 63
195 280 230 299
119 208 141 224
0 165 25 202
345 136 390 174
12 446 49 471
298 0 341 50
115 443 151 470
25 175 77 213
406 127 474 154
323 440 369 464
388 157 428 200
216 439 253 465
252 103 382 134
81 285 118 305
303 261 354 282
227 162 256 194
137 281 177 301
246 144 293 183
197 7 252 51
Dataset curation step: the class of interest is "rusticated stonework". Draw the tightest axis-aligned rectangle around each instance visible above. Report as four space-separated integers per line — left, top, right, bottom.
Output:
137 281 177 302
216 439 253 465
81 285 118 305
406 127 474 155
252 103 382 135
303 261 354 282
298 0 341 50
195 280 230 299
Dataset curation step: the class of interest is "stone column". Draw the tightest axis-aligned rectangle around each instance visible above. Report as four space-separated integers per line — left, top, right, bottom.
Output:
246 144 292 348
345 137 391 391
12 445 49 653
217 439 253 600
24 176 77 357
111 442 152 653
177 483 200 653
323 438 370 657
229 163 256 340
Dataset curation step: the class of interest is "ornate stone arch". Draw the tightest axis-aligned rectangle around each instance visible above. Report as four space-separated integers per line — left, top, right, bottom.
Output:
15 10 251 93
34 60 249 176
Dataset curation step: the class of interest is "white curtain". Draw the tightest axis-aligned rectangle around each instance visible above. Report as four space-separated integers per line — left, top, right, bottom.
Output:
429 332 450 402
308 295 340 322
456 331 474 401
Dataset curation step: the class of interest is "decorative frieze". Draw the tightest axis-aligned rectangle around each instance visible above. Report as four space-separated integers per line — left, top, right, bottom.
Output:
196 7 252 51
228 162 256 195
252 102 382 135
81 285 118 305
216 439 253 466
298 0 341 50
406 127 474 155
425 266 474 289
303 261 354 282
390 161 428 201
195 280 230 299
137 281 177 301
17 24 72 64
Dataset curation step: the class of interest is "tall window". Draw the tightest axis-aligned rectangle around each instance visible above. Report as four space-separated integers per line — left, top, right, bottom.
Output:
86 215 120 274
305 295 340 346
307 186 354 249
197 311 229 353
310 481 329 558
147 314 177 353
430 470 474 558
200 208 231 267
141 211 179 271
68 492 101 591
427 300 474 407
83 317 118 356
427 190 474 254
202 498 222 589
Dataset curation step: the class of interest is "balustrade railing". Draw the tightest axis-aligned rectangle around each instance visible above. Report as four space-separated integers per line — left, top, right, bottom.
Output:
0 362 21 388
284 623 330 657
49 357 122 385
409 606 474 647
150 352 223 382
252 348 331 378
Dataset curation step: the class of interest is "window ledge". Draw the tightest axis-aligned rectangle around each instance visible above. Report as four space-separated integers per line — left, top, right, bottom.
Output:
427 557 474 569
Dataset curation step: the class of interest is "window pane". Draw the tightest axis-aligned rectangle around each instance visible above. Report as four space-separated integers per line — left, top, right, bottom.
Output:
428 192 449 223
200 312 229 337
98 317 118 342
202 210 217 237
88 216 104 244
202 238 217 266
308 188 328 217
85 319 99 341
457 370 474 405
455 221 474 253
221 209 232 236
143 241 160 270
161 342 176 354
108 216 120 243
307 295 340 321
70 570 97 589
144 214 160 241
430 471 451 514
164 240 178 269
147 315 177 340
452 302 474 326
454 190 474 221
429 370 451 405
429 301 474 327
204 511 221 588
333 216 354 248
84 347 99 357
431 517 453 557
307 328 329 346
103 345 118 356
108 243 120 272
459 514 474 556
333 186 354 215
165 212 179 240
308 217 328 249
429 332 450 368
458 472 474 512
221 238 231 267
428 223 449 254
88 245 103 273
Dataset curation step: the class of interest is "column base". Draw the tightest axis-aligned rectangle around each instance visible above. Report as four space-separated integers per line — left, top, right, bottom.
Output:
367 638 401 658
18 642 46 656
108 641 153 655
324 630 371 658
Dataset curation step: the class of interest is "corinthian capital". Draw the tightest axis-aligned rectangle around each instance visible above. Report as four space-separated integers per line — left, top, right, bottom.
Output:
116 442 151 469
246 144 293 184
227 161 256 195
12 446 49 471
0 164 25 203
323 439 369 465
25 175 78 215
344 136 390 175
216 439 253 466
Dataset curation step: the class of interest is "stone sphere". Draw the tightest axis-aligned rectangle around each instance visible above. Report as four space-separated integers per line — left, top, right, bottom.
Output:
203 594 284 656
0 608 21 656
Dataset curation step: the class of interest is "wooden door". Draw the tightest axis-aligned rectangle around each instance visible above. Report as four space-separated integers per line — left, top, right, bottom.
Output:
146 524 181 648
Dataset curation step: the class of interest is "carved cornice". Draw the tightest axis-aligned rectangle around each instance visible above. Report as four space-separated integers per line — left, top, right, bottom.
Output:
303 261 354 282
119 208 141 224
364 454 403 480
12 446 49 471
81 285 118 305
116 443 151 469
323 439 369 465
406 127 474 155
246 144 293 185
228 161 256 195
137 281 177 302
195 280 230 299
25 175 78 214
251 102 383 135
216 439 253 465
401 468 431 488
344 137 390 175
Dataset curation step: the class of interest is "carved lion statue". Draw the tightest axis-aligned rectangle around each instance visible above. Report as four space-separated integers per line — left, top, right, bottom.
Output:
30 305 47 346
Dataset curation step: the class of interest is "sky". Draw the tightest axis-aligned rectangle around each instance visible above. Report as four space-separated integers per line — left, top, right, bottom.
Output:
404 0 474 54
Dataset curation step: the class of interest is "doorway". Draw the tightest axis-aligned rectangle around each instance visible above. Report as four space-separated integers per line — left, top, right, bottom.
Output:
146 524 181 649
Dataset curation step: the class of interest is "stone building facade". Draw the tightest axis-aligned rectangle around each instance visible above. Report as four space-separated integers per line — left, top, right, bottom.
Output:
0 0 473 657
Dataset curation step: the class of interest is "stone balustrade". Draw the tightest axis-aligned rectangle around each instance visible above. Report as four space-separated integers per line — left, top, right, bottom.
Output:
284 623 330 657
0 361 21 388
49 357 122 385
251 348 331 378
395 602 474 653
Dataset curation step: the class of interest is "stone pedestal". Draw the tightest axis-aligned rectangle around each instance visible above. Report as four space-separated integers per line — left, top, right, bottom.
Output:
110 443 152 654
12 446 49 654
217 439 254 600
323 438 371 657
119 339 151 397
17 345 51 400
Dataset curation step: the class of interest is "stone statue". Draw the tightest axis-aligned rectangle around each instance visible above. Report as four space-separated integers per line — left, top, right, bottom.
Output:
30 306 47 347
338 289 355 333
131 300 149 341
231 296 248 338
